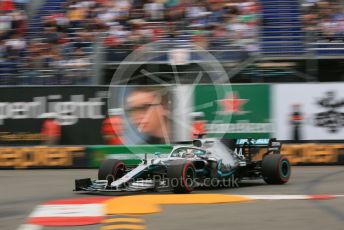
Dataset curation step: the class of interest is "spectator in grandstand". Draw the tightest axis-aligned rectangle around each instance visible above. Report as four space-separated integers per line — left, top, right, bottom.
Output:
65 47 92 84
0 39 5 59
4 33 26 53
42 24 60 44
51 52 68 84
208 0 226 24
192 32 209 49
20 60 40 84
186 1 208 21
0 0 15 11
37 46 64 84
128 19 152 48
66 3 87 29
144 0 165 22
14 0 30 11
302 0 344 40
225 1 260 52
102 22 132 61
11 9 27 35
209 23 229 49
0 11 12 38
1 50 20 84
96 4 118 27
125 87 171 144
43 12 70 33
73 30 94 51
0 9 27 39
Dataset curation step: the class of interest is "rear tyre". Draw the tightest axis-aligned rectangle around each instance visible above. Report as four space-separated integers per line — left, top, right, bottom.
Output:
98 159 126 184
262 154 290 184
167 162 196 193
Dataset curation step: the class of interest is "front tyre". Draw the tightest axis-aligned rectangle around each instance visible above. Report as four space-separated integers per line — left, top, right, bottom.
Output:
262 154 290 184
98 159 126 185
167 162 196 193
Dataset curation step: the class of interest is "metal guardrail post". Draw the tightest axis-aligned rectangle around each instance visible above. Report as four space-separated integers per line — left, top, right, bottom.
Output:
305 29 318 82
93 34 104 85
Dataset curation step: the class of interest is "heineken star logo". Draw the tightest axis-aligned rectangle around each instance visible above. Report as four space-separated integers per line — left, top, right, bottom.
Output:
218 92 248 114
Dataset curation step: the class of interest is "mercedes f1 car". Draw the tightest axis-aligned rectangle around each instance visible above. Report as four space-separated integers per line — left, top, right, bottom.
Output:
74 138 291 194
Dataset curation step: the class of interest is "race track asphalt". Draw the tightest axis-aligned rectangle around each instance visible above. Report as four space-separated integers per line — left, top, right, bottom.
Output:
1 166 344 230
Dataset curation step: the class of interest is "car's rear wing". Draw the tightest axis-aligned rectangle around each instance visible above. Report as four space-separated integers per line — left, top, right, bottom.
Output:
220 138 282 162
234 138 281 151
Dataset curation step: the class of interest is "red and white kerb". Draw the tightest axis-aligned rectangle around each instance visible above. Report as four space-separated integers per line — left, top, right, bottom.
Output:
27 197 109 226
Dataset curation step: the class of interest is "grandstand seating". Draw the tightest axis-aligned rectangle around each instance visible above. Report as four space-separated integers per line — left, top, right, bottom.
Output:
21 0 344 60
27 0 67 37
1 0 343 85
260 0 306 56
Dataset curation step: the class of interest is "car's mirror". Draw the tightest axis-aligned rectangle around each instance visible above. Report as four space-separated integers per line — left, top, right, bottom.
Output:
154 152 161 158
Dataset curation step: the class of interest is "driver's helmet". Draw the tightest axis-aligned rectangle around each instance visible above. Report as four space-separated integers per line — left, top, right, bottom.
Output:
178 149 186 157
183 149 195 158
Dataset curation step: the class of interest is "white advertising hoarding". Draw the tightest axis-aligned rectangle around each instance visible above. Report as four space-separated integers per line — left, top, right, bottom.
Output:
273 83 344 140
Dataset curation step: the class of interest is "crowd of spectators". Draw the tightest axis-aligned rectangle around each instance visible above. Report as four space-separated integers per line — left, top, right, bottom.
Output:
0 0 28 85
0 0 343 85
99 0 261 60
53 0 261 63
0 0 261 85
302 0 344 41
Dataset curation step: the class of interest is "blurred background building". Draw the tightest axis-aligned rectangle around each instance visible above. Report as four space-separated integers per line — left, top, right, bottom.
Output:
0 0 343 85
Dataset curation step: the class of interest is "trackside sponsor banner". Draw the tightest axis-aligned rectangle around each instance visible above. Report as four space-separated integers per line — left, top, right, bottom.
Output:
0 87 108 145
253 144 344 165
194 84 272 138
273 83 344 140
0 146 86 169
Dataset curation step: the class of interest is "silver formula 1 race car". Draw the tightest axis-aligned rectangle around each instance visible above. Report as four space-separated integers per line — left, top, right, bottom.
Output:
74 138 291 194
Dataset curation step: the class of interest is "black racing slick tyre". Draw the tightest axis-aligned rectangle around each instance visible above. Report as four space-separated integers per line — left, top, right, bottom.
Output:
167 162 196 194
98 159 126 184
262 154 290 184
